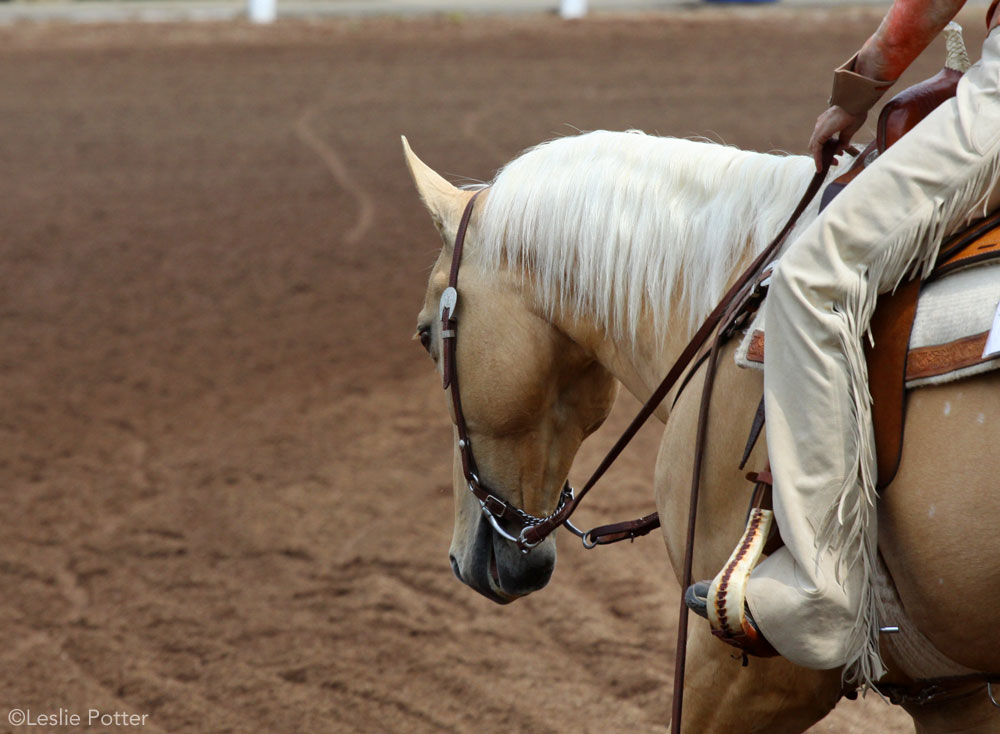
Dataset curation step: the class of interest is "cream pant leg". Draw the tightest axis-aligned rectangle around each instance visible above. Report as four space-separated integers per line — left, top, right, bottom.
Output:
745 29 1000 686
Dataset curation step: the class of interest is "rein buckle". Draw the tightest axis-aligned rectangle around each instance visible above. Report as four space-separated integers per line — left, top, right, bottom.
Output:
482 494 509 518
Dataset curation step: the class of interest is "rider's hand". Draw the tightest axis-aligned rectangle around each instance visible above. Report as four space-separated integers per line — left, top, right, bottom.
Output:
809 105 866 172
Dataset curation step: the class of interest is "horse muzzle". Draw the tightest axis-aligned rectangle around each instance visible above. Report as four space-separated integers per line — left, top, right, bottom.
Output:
450 515 556 604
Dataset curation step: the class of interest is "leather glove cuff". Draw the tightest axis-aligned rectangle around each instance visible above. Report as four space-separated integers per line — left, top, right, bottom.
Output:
830 53 894 116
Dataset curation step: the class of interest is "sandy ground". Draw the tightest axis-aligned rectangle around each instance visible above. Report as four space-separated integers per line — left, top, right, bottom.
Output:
0 11 989 733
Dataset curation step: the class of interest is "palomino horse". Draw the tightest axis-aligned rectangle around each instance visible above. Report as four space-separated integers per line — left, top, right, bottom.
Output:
406 130 1000 733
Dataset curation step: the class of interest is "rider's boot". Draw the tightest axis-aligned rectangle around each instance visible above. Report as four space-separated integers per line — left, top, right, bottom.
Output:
684 581 760 632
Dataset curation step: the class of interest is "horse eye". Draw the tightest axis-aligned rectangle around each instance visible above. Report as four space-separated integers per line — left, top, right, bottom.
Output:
417 326 432 353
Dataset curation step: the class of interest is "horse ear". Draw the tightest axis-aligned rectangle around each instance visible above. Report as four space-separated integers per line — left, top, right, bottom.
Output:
402 136 471 248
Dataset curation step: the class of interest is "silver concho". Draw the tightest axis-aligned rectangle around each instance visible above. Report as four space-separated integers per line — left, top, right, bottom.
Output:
439 286 458 321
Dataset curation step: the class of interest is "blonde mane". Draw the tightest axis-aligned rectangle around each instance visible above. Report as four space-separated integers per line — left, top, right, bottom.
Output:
476 130 825 344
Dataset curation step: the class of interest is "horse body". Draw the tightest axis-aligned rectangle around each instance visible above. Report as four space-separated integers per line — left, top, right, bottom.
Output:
407 130 1000 732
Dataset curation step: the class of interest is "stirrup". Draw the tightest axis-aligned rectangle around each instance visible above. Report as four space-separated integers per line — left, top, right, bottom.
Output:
706 504 779 658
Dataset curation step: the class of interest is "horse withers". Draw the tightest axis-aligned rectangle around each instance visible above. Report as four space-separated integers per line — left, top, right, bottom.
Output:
406 130 1000 733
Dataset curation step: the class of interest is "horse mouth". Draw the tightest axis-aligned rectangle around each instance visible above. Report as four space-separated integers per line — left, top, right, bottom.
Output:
450 516 554 605
486 542 519 603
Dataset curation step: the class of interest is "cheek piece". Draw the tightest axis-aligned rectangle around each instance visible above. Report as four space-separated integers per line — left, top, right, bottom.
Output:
439 190 582 553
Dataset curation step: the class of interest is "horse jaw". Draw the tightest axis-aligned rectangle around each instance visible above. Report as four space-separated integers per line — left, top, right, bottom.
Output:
401 136 475 245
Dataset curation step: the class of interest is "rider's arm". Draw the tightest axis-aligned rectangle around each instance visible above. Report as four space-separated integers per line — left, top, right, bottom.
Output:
857 0 967 79
808 0 967 171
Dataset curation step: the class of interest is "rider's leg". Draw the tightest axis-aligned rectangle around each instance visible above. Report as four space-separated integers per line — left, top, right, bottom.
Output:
746 28 1000 688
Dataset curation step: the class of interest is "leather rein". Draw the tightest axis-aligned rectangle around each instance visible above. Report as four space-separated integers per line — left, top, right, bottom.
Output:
439 144 835 557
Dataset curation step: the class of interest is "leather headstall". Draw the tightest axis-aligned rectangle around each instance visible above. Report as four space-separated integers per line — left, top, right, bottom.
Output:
439 142 837 560
440 190 583 553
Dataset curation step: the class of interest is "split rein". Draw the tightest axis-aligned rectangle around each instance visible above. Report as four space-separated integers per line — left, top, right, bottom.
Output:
439 142 837 557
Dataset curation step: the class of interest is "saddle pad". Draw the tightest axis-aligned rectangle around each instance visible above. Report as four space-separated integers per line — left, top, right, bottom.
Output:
735 262 1000 389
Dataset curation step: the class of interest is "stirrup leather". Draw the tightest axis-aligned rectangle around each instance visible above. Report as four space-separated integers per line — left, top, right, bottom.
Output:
706 504 779 658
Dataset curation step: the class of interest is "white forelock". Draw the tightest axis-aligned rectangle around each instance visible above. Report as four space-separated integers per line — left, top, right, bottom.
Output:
475 130 824 346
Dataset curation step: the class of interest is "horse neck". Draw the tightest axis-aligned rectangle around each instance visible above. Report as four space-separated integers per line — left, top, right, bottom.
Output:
547 237 771 421
505 151 821 412
555 313 689 419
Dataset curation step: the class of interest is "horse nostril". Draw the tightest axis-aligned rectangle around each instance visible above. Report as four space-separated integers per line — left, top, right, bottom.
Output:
449 555 462 582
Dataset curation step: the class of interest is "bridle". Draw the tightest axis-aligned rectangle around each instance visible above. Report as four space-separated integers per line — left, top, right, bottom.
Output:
439 149 832 556
439 190 591 552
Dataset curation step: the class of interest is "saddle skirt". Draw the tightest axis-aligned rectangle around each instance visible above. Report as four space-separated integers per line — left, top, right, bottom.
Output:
735 259 1000 388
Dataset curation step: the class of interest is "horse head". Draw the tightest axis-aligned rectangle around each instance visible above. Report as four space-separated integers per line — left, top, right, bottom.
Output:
405 138 618 603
